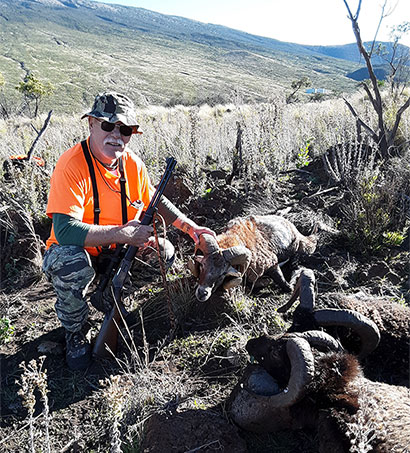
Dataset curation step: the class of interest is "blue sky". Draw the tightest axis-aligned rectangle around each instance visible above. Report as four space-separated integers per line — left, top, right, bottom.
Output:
92 0 410 46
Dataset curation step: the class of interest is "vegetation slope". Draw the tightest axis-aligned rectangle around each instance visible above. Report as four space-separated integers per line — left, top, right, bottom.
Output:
0 0 398 112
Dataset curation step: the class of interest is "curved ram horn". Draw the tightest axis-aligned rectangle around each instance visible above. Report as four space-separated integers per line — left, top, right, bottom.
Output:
314 308 380 359
195 233 220 255
278 268 316 313
291 330 344 352
297 269 316 310
222 246 252 272
187 257 200 278
230 337 315 431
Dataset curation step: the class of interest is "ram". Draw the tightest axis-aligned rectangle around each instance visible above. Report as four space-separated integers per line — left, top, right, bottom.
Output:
277 268 381 358
188 215 317 302
279 268 409 382
229 332 410 453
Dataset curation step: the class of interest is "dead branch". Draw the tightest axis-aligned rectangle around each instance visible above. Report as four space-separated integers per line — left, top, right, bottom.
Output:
342 97 378 141
305 187 339 199
369 0 389 56
27 109 53 160
388 96 410 145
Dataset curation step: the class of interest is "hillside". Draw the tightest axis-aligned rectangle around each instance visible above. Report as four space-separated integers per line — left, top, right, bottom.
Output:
0 0 368 113
1 0 408 114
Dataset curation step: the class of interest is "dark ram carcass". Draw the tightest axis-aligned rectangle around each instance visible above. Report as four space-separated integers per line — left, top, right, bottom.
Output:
229 332 410 453
279 268 409 383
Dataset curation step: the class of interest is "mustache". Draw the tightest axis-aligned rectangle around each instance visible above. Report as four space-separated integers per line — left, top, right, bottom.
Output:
104 137 125 146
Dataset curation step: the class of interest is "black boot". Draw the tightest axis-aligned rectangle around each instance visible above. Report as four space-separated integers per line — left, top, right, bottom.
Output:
90 289 114 313
65 329 92 370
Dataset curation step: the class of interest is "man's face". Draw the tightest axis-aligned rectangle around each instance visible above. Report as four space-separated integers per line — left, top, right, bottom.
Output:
88 117 132 164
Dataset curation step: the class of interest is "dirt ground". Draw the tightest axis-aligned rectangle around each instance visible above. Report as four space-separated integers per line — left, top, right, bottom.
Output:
1 160 409 452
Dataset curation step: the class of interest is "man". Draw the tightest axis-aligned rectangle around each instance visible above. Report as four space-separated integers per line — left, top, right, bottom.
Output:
43 92 214 370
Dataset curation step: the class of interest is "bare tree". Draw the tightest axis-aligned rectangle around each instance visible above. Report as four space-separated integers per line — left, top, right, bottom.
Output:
286 76 312 104
384 21 410 100
342 0 410 158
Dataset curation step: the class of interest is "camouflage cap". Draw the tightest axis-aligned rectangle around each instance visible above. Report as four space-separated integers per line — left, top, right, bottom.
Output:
81 92 139 127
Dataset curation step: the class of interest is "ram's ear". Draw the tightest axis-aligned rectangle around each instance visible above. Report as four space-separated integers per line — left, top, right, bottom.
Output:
223 276 242 290
187 257 201 277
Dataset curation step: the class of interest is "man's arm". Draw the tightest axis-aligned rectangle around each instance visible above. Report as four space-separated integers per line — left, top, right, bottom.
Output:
83 221 152 247
52 213 153 248
52 193 215 249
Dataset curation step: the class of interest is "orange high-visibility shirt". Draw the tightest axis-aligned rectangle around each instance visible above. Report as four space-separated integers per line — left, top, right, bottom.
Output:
46 139 152 256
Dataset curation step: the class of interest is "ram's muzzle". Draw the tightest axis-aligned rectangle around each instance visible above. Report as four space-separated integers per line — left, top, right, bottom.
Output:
187 239 252 301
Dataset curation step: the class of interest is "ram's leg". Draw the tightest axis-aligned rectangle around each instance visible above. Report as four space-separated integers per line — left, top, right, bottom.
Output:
265 265 292 292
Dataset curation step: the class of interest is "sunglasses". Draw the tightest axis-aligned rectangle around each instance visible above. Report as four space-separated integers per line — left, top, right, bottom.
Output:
96 119 137 137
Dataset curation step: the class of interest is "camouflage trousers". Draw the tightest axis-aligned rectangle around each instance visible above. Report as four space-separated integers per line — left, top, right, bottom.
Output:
42 240 175 333
42 245 95 332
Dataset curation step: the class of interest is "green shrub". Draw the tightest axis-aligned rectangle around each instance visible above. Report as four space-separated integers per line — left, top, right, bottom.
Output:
341 171 407 254
0 317 15 344
296 138 313 168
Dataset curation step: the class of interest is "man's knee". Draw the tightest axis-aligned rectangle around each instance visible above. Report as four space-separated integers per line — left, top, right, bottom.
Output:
137 237 175 270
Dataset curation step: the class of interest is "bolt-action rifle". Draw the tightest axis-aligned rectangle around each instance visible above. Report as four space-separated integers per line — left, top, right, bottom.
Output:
93 157 177 358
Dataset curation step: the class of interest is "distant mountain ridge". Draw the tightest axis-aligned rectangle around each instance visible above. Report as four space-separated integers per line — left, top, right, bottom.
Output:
0 0 406 112
305 42 409 66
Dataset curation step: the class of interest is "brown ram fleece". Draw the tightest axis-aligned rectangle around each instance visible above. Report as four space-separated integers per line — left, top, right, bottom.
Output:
217 215 317 282
311 353 361 414
217 217 277 281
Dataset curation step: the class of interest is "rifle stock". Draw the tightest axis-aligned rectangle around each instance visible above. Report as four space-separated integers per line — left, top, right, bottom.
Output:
92 296 128 357
93 157 177 358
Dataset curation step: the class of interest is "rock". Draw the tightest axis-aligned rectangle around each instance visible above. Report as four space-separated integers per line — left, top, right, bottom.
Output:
366 262 402 285
163 174 193 205
208 170 227 180
367 262 390 279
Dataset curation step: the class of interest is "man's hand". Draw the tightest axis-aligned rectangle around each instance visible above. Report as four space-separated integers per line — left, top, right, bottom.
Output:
189 226 216 245
121 220 153 247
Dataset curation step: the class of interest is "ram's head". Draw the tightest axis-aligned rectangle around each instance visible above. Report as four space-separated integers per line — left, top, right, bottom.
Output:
229 330 355 433
188 234 252 302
